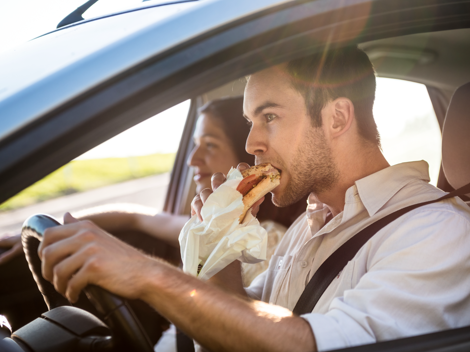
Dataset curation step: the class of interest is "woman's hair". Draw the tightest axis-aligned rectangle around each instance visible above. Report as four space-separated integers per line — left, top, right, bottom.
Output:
198 97 307 228
199 96 253 165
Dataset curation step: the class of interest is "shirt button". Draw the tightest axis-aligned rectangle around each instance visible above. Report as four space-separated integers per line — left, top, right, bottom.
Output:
300 260 308 268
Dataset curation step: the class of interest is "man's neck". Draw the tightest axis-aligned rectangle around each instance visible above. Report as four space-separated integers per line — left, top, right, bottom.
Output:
315 147 389 217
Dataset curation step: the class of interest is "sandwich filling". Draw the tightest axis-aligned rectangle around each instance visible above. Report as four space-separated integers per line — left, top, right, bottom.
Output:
236 174 263 196
236 163 281 197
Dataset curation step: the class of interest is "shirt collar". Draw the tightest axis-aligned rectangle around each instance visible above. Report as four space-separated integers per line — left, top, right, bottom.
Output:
306 160 431 235
355 160 430 217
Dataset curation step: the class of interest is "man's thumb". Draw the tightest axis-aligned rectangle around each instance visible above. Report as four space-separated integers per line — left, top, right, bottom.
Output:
64 212 79 224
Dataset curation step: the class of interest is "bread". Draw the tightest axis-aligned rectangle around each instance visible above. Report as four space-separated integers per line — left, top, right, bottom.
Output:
237 163 281 223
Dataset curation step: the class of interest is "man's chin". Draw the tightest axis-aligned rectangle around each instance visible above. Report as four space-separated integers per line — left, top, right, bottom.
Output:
271 181 310 207
270 187 290 208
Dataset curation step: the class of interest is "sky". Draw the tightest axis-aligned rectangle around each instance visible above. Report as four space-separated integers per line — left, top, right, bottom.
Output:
0 0 442 183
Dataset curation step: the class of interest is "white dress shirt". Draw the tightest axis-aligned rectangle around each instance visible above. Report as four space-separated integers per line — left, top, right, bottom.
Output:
246 161 470 351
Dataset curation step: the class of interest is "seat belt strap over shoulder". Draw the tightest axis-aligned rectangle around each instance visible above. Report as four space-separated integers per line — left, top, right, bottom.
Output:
292 182 470 316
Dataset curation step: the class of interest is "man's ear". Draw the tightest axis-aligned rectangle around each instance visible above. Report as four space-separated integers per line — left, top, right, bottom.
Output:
325 98 355 139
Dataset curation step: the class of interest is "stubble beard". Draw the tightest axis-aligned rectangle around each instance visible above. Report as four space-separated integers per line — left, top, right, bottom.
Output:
271 128 339 207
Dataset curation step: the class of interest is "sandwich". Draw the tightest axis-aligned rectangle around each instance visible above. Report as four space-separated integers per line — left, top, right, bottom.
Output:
236 163 281 222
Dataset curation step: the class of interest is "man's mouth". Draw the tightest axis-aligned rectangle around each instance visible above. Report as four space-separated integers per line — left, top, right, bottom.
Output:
255 162 282 175
254 158 282 174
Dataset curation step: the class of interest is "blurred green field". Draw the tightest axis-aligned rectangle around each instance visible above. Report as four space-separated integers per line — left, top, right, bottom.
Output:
0 153 176 211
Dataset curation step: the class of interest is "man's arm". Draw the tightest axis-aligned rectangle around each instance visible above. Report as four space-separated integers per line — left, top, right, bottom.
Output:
207 260 246 296
141 258 316 352
38 217 315 352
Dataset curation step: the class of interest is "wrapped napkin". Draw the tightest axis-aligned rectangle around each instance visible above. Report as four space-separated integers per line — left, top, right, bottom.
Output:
179 168 268 281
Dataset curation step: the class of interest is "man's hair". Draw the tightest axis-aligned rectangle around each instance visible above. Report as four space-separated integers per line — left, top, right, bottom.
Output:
285 47 380 146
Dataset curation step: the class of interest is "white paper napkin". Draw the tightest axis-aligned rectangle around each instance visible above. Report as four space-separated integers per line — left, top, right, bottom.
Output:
179 168 268 280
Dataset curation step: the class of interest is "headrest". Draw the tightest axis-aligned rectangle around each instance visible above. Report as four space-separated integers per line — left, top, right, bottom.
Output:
442 82 470 194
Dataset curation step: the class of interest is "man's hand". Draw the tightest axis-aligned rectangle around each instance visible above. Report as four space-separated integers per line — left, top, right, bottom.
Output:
0 233 22 264
191 163 265 222
38 212 154 303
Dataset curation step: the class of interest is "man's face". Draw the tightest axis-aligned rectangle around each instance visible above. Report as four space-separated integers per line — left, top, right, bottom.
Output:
244 65 338 206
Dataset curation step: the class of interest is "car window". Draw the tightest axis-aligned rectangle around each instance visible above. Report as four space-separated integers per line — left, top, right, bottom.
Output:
374 77 441 185
0 100 190 234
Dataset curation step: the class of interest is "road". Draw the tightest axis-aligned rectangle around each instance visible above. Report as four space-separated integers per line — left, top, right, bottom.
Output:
0 173 170 234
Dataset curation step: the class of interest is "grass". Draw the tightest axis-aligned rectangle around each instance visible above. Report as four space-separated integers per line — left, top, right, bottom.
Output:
0 153 176 212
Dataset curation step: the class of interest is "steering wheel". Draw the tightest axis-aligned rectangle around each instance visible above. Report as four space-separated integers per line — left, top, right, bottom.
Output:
21 214 154 352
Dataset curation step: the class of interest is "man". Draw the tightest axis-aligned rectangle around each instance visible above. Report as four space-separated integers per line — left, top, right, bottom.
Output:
39 47 470 351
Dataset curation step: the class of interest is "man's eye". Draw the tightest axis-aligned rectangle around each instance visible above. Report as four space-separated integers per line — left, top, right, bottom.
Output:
265 113 276 122
206 142 217 149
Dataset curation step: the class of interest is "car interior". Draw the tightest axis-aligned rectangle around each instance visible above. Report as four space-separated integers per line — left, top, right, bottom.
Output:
1 1 470 350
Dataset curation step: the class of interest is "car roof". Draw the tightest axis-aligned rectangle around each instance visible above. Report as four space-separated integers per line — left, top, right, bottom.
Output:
0 0 290 141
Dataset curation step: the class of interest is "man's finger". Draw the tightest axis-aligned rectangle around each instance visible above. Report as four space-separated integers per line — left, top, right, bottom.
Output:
211 172 226 191
41 229 96 281
51 245 93 297
38 221 95 260
65 265 91 303
237 163 251 172
64 212 79 224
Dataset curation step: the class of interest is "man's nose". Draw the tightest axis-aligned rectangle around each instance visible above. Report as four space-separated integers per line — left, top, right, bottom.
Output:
246 125 267 156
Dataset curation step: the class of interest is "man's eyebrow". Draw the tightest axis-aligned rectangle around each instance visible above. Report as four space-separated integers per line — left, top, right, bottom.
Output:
253 102 281 116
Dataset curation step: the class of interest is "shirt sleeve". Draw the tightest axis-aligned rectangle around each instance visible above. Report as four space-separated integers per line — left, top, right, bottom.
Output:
301 206 470 351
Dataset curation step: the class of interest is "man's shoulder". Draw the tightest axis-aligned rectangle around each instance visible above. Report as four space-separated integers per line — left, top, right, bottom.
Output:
361 180 470 261
395 180 470 224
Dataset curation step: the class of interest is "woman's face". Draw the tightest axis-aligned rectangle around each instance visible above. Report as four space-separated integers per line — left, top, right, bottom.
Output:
187 113 240 193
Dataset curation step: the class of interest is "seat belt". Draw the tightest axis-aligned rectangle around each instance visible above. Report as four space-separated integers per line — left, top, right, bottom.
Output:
293 182 470 316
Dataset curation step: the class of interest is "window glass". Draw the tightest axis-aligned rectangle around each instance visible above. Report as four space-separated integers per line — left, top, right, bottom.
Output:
374 78 441 185
0 100 190 233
